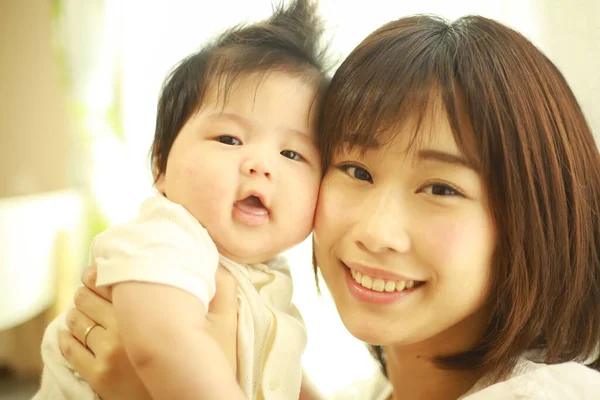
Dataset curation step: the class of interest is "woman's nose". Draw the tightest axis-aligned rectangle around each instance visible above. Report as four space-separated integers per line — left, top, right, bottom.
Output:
352 189 411 254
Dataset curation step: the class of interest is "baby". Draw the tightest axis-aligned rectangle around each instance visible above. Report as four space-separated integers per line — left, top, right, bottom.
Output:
35 1 329 399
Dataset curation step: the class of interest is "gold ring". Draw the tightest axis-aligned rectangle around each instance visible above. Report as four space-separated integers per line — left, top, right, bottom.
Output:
83 323 99 349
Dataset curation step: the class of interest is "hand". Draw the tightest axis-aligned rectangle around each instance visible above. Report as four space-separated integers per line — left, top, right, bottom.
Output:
59 265 239 399
59 266 150 400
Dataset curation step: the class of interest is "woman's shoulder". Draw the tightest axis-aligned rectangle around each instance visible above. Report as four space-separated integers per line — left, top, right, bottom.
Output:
463 359 600 399
327 358 600 400
327 370 392 400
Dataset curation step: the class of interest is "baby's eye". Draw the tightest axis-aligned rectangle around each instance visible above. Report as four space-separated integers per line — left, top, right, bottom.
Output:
281 150 304 161
217 136 242 145
339 164 373 183
421 183 463 197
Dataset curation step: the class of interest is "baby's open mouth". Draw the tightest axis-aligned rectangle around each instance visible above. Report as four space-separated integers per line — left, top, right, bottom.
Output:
234 195 268 216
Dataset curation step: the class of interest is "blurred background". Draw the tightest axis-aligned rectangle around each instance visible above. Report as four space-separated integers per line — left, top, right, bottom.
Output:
0 0 598 398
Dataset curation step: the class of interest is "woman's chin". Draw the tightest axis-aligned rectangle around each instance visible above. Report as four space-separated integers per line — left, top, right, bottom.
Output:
339 315 393 346
338 311 429 348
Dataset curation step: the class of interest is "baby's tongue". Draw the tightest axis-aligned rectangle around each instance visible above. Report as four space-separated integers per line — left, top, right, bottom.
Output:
236 196 267 215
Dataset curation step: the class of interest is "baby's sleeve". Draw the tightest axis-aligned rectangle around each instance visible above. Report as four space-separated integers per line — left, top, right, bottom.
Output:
93 195 220 309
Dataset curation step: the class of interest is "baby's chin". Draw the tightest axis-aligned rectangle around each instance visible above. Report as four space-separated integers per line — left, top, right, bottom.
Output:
215 231 308 265
215 243 281 265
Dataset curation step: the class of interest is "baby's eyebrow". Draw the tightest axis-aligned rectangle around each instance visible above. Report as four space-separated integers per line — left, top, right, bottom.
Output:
210 111 313 143
288 129 316 146
208 112 252 130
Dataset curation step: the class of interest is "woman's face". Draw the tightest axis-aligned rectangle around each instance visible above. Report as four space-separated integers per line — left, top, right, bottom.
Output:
314 107 497 354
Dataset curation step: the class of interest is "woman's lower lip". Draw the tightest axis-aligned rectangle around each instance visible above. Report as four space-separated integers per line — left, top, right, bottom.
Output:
344 266 420 305
232 203 269 226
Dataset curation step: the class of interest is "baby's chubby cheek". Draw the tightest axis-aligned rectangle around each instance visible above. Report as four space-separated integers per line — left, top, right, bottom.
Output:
305 187 323 224
168 159 228 216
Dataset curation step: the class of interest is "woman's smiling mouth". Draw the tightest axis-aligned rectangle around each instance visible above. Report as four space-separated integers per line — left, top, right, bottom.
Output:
342 262 425 304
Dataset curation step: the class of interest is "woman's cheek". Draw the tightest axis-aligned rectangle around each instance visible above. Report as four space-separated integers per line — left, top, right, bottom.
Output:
424 218 460 255
419 213 493 283
315 175 347 233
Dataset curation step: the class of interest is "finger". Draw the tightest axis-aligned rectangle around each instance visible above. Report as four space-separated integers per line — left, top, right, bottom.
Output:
209 267 238 315
65 307 106 355
74 286 117 331
81 265 112 302
58 329 97 382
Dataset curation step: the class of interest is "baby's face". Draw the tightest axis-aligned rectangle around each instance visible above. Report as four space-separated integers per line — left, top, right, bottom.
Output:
157 72 321 264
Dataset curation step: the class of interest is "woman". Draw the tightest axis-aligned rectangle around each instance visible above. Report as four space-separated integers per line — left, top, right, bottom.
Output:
56 14 600 399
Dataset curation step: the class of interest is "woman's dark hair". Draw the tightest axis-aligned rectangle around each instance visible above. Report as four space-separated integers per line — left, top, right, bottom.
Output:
317 14 600 381
151 0 330 180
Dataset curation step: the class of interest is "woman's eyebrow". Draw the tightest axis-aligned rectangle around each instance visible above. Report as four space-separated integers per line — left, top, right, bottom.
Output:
341 136 381 149
417 149 471 168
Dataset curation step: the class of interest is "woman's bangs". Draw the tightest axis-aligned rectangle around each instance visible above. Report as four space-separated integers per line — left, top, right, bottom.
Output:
321 65 439 163
323 73 481 173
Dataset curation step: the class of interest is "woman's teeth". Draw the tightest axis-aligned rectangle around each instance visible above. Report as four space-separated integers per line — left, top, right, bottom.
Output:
351 269 415 292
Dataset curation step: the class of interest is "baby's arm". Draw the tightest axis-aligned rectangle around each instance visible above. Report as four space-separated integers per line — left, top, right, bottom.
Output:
112 281 245 400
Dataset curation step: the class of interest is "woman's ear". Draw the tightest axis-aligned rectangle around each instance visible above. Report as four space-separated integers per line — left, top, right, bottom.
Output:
153 163 166 194
155 174 166 194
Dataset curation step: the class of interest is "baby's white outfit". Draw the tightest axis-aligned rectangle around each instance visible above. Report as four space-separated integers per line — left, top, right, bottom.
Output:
34 194 306 400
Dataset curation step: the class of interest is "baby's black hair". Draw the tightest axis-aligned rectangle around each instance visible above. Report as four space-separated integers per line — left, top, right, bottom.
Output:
151 0 330 179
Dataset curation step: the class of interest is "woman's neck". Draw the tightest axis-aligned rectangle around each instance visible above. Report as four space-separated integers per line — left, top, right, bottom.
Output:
384 308 490 400
385 347 484 400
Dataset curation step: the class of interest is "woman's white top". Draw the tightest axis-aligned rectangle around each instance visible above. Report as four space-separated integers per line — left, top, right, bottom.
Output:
330 356 600 399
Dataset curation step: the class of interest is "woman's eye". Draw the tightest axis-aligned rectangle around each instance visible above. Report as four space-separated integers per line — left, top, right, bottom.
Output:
422 183 462 197
281 150 304 161
340 164 373 182
217 135 241 145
